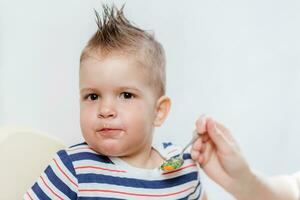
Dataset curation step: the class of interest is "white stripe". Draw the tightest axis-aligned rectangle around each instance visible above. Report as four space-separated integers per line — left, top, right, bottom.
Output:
67 146 95 155
75 167 128 177
74 159 132 177
73 159 115 169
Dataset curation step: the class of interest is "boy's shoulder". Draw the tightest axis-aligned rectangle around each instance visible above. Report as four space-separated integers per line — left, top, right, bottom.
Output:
58 142 113 164
66 141 92 156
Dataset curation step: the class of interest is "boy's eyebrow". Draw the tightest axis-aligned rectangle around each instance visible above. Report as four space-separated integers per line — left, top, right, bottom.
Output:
80 88 95 94
79 87 141 93
118 87 141 92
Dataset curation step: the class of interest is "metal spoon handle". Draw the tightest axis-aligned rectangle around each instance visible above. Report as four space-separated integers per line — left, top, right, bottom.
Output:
179 131 199 158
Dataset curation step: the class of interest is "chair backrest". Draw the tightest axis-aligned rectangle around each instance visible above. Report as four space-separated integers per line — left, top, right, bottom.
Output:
0 126 66 200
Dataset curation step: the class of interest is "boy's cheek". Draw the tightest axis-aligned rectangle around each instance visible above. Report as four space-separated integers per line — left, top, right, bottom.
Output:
80 109 96 129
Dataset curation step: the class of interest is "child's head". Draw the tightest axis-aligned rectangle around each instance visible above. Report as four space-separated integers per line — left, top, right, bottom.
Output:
80 5 166 97
79 5 171 158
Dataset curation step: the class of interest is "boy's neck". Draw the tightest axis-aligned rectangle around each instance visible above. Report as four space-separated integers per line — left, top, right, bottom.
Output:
120 146 164 169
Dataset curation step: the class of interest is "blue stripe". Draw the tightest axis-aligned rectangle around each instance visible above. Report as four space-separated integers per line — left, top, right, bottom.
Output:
163 142 172 148
69 152 114 164
179 196 188 200
183 153 192 160
45 166 77 199
57 150 77 177
78 171 198 189
69 142 87 148
32 182 51 200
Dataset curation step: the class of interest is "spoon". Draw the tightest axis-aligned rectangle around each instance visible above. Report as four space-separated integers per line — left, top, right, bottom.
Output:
160 131 200 172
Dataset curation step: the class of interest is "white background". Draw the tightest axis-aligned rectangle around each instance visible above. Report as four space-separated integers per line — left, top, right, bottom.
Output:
1 0 300 199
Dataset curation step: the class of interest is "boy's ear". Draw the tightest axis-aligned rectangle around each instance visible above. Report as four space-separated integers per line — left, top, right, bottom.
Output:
153 96 171 127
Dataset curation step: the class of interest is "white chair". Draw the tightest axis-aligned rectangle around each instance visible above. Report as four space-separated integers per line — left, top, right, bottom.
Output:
0 126 66 200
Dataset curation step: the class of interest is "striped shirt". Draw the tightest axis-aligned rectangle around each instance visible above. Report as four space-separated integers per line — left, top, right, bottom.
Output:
24 142 204 200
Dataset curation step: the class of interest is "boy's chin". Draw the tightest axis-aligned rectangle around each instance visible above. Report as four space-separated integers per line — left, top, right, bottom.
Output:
91 143 128 157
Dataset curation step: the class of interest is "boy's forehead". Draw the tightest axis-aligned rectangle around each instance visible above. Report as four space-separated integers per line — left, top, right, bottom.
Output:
79 52 161 97
80 52 143 69
80 51 152 78
80 56 149 85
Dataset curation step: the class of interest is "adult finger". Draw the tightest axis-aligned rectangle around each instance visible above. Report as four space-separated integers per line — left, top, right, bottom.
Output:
206 118 233 154
195 115 209 134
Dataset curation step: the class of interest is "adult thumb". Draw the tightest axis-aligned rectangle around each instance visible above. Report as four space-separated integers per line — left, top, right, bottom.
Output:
206 118 232 154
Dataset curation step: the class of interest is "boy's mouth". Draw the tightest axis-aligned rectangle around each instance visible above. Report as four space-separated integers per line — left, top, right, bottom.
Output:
97 128 124 137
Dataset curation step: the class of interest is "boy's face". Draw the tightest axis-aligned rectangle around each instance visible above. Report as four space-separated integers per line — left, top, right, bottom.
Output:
79 53 158 157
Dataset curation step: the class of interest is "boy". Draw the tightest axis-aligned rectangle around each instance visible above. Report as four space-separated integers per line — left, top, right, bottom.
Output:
24 5 206 199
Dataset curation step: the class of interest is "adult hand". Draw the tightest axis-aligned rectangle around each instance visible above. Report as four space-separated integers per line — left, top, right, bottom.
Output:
191 116 252 196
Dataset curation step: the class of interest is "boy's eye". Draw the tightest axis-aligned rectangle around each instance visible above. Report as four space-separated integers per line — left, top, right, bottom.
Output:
86 93 99 101
120 92 134 99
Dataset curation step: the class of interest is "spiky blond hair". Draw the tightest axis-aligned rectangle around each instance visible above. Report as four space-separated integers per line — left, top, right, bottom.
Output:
80 4 166 97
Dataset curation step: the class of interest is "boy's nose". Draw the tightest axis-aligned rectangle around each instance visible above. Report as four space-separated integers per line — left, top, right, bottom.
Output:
97 105 117 119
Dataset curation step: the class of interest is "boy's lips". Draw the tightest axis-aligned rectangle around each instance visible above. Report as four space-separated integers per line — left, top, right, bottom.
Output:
96 128 124 137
